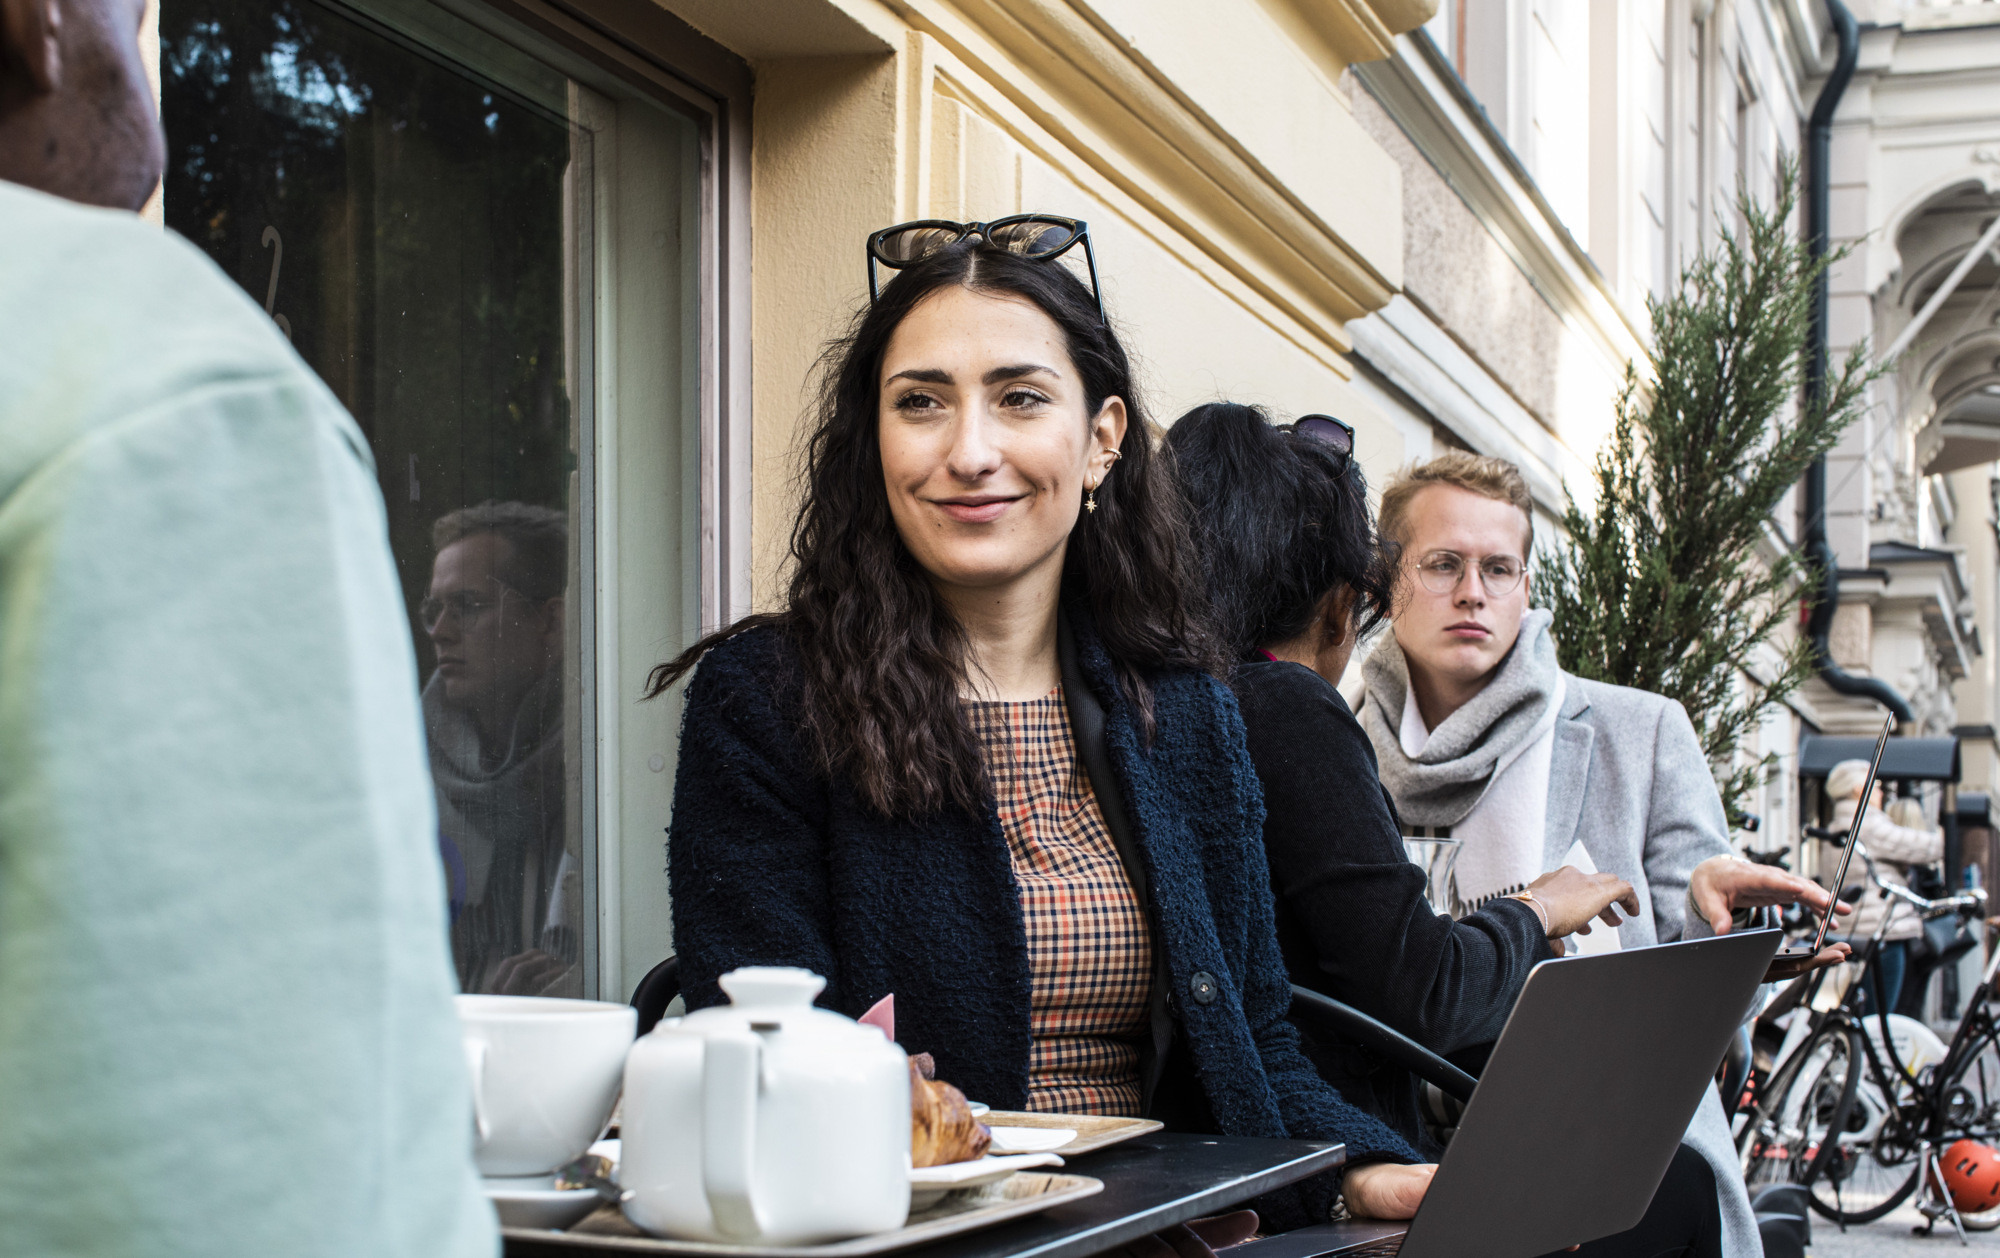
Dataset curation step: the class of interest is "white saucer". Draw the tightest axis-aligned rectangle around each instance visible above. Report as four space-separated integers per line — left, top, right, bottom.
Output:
483 1174 601 1230
486 1139 622 1231
908 1152 1063 1209
966 1101 990 1116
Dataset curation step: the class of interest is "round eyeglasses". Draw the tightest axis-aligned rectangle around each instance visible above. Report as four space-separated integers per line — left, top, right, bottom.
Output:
418 581 540 633
1411 550 1526 597
865 215 1105 325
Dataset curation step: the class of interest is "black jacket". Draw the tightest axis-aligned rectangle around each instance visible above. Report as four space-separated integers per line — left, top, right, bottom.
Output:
667 613 1418 1227
1231 660 1544 1156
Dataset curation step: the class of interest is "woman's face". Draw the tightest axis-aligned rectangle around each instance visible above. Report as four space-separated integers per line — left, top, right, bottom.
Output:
878 285 1126 597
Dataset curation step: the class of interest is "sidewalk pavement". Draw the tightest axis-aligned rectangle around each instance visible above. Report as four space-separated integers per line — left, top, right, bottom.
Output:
1814 1200 2000 1257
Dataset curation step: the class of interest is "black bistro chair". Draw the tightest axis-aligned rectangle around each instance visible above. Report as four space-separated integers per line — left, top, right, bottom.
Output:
626 955 1478 1105
1286 983 1477 1104
630 955 683 1036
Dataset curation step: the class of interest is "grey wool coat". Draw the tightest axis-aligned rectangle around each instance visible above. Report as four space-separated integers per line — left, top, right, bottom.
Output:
1537 674 1759 1257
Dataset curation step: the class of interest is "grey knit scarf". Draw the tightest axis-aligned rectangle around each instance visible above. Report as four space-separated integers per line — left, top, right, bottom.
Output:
424 667 571 992
1361 609 1562 828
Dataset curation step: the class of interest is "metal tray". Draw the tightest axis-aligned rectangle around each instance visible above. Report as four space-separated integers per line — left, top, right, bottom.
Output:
978 1112 1163 1158
501 1171 1103 1255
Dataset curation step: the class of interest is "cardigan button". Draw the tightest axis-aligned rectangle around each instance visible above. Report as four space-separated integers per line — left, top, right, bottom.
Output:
1189 971 1219 1005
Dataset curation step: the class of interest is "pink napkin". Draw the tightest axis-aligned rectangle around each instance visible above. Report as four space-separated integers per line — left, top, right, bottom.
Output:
859 994 894 1042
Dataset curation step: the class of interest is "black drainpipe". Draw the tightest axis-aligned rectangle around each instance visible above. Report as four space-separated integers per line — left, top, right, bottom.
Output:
1801 0 1914 724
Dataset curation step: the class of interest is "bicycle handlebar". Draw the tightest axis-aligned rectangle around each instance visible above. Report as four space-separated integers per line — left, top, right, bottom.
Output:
1876 878 1985 916
1800 823 1984 919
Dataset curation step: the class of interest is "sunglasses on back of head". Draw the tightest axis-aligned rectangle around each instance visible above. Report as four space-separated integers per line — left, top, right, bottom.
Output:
1290 414 1354 478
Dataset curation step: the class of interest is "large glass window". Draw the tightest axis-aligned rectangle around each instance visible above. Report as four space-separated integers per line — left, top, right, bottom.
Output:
161 0 708 1000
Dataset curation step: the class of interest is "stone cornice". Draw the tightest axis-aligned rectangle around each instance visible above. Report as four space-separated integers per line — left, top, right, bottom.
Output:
1842 543 1976 680
1257 0 1436 67
1901 2 2000 34
1353 30 1649 374
884 0 1416 339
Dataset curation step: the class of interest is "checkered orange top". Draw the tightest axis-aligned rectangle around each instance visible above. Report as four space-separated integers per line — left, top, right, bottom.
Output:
966 686 1153 1116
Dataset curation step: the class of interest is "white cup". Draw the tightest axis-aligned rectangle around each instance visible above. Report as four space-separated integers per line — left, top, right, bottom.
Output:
456 994 637 1179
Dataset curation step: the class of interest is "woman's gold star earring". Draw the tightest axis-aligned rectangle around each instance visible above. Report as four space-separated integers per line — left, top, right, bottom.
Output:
1087 450 1118 514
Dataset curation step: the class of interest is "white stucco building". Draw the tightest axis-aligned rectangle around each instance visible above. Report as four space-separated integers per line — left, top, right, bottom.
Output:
1340 0 2000 861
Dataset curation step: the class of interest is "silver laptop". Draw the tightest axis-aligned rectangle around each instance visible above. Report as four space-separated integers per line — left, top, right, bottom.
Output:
1235 929 1781 1258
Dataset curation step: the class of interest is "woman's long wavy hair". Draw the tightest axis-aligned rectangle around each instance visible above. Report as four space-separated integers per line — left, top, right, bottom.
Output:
644 240 1223 819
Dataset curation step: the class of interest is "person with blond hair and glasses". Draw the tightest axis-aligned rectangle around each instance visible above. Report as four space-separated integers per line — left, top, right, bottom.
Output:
650 218 1434 1231
1358 451 1847 1256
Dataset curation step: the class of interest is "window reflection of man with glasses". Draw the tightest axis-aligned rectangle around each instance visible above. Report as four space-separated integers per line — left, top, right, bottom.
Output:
421 500 578 997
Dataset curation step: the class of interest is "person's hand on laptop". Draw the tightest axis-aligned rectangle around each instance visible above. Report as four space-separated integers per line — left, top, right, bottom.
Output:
1344 1162 1436 1219
1526 866 1639 954
1690 855 1849 930
1688 855 1852 980
1760 943 1851 981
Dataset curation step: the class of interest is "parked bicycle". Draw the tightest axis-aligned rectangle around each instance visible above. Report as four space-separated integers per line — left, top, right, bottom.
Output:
1736 830 1991 1231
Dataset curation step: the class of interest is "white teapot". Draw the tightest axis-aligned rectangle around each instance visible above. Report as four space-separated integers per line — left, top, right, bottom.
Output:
620 966 912 1243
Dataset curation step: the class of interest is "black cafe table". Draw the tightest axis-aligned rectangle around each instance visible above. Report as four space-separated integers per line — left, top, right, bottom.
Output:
503 1134 1345 1258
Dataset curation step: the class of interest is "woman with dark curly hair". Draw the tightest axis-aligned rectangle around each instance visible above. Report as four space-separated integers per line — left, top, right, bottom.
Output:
649 222 1432 1226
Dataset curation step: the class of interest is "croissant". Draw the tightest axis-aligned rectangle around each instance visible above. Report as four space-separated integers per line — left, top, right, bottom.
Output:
909 1058 991 1167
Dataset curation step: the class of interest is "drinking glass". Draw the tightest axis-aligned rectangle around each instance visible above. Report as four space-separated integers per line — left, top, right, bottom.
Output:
1404 837 1465 918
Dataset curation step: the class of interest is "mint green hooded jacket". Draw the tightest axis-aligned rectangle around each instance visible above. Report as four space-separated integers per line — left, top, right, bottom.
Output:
0 182 493 1258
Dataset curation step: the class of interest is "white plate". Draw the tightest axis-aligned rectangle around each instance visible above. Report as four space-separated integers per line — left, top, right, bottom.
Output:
965 1101 989 1116
907 1152 1062 1210
984 1126 1075 1155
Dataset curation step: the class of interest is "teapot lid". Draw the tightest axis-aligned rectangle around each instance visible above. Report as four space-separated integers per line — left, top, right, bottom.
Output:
718 967 825 1008
663 966 892 1046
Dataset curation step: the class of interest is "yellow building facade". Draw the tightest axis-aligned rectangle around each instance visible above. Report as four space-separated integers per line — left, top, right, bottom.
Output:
151 0 1437 1002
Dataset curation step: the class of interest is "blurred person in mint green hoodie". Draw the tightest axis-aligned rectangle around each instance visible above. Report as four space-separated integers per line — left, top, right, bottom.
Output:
0 1 494 1254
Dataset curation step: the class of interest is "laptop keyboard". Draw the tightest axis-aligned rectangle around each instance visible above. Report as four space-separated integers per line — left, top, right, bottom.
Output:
1336 1238 1404 1257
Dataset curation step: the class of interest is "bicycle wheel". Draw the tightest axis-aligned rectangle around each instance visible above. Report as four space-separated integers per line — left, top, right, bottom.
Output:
1741 1022 1860 1194
1807 1026 1922 1224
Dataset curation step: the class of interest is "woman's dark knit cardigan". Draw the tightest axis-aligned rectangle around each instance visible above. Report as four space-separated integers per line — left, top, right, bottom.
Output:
667 613 1418 1227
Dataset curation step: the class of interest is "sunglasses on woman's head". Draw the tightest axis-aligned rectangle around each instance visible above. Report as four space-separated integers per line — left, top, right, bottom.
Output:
865 215 1107 325
1289 413 1354 479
